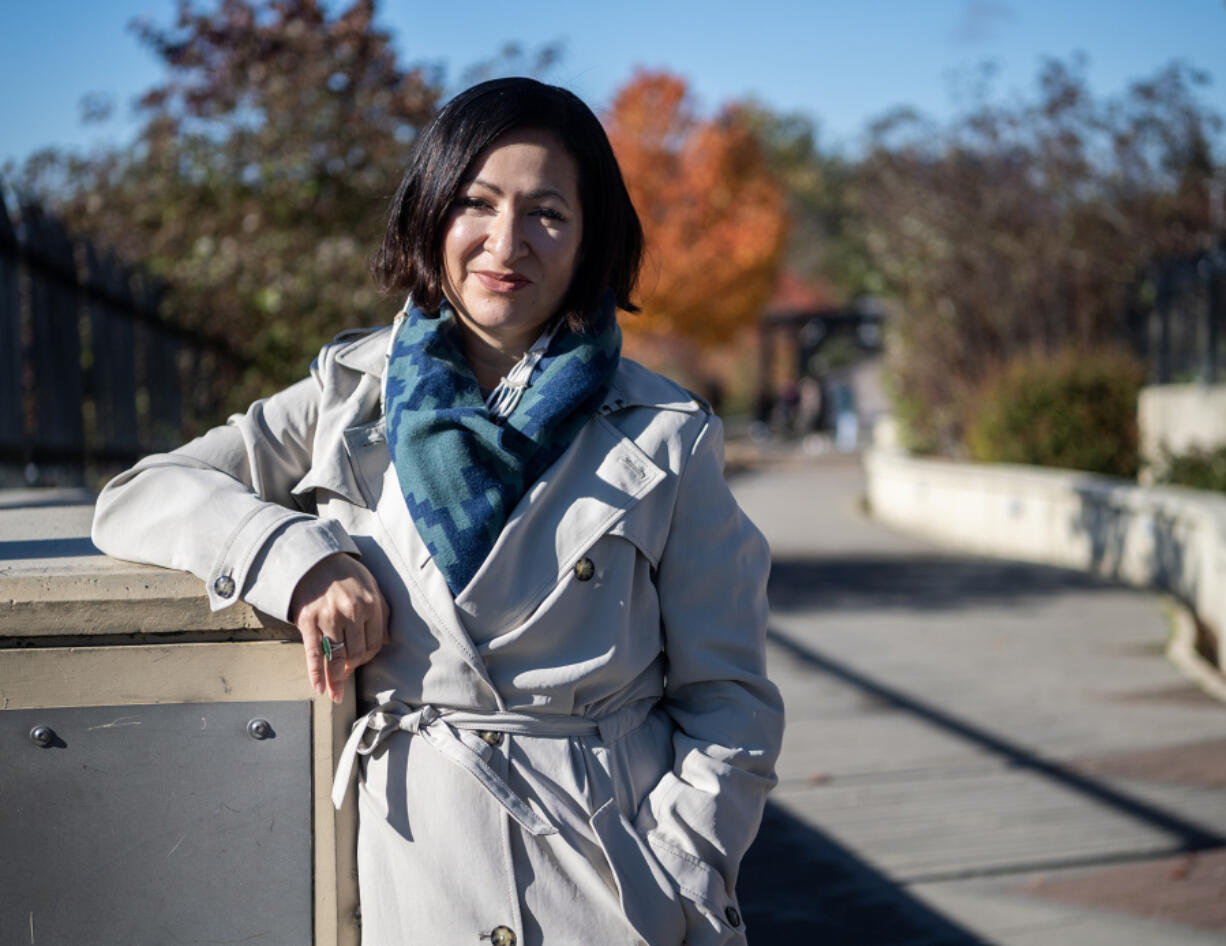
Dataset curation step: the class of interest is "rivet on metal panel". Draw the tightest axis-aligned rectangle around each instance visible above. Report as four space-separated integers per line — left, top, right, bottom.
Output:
247 718 274 740
29 726 55 748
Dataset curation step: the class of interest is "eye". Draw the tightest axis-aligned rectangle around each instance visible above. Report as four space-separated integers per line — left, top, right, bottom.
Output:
533 207 568 222
455 196 490 211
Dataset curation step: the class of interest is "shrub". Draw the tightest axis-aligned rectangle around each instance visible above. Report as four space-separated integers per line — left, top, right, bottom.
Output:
966 349 1146 477
1154 445 1226 493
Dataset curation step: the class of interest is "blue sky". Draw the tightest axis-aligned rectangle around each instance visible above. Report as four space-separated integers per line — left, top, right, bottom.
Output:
3 0 1225 168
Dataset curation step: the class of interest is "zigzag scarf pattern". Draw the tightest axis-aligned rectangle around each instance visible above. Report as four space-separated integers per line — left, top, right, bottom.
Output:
384 296 621 596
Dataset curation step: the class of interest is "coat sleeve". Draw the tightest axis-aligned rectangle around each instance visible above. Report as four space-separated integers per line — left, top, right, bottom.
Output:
635 413 784 946
91 363 358 623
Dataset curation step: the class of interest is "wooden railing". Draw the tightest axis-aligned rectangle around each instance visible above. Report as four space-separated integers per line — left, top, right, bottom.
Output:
0 187 240 483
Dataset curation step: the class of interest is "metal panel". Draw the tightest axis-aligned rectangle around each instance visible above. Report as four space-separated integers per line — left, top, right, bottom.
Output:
1 700 313 946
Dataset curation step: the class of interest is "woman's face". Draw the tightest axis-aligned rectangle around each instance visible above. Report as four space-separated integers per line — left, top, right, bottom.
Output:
441 128 583 355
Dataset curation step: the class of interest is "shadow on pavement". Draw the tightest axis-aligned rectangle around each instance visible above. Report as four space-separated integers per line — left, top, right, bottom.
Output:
743 626 1226 943
741 800 988 945
767 625 1226 861
769 554 1117 613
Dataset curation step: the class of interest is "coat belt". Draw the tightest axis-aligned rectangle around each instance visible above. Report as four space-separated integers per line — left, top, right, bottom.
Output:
331 699 657 836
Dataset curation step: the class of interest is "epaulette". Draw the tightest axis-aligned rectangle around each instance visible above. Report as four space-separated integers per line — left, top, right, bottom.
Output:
684 388 714 413
330 325 383 345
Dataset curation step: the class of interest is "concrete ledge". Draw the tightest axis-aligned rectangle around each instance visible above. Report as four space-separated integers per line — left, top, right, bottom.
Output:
0 495 285 642
1139 384 1226 476
864 448 1226 674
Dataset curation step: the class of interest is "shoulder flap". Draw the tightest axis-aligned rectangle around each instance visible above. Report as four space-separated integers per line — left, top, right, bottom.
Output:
600 358 709 416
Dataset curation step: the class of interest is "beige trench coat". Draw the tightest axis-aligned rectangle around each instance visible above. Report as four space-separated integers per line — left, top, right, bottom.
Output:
93 321 784 946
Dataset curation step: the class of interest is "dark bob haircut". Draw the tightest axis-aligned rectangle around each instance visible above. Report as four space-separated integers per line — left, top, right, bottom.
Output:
372 77 644 331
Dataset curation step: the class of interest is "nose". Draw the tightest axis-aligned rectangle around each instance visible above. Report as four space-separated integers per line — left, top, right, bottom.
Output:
488 209 526 264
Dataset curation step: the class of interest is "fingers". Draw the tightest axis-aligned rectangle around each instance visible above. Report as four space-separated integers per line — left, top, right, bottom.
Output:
291 554 391 704
317 608 352 705
324 639 347 705
301 603 381 705
361 596 387 666
296 602 348 704
325 578 389 672
298 615 328 698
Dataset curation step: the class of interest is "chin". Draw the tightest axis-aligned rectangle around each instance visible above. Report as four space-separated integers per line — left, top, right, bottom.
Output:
466 300 551 336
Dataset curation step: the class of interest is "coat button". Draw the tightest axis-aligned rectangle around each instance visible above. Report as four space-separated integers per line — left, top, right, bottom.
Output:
490 926 516 946
725 905 742 928
479 730 503 747
574 557 595 582
213 574 236 598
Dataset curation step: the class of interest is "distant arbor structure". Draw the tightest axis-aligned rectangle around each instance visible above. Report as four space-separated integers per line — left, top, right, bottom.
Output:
756 299 886 439
0 187 242 486
1128 238 1226 386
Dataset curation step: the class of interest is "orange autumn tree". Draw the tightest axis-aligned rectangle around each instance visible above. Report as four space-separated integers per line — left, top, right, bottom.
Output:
604 71 789 347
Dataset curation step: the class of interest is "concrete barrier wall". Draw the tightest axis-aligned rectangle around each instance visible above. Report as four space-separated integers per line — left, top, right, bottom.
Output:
864 448 1226 672
1139 384 1226 477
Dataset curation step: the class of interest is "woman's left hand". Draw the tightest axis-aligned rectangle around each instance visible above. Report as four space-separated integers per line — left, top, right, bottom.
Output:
289 552 391 703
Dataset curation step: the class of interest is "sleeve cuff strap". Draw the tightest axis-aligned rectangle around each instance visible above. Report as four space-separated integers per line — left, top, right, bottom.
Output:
206 506 357 619
647 833 743 936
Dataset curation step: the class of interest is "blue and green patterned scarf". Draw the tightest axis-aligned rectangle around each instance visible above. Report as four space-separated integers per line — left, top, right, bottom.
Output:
384 295 621 596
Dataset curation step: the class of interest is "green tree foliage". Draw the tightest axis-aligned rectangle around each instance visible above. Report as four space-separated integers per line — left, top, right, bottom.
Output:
848 58 1223 454
740 105 879 299
14 0 441 416
966 348 1147 477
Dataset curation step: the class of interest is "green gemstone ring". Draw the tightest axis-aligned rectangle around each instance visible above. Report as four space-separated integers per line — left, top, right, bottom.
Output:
321 637 345 662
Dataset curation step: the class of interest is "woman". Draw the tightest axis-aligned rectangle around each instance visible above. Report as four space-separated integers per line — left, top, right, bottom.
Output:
93 78 783 946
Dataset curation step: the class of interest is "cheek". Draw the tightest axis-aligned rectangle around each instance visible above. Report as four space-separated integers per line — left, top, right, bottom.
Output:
442 218 482 274
543 234 582 284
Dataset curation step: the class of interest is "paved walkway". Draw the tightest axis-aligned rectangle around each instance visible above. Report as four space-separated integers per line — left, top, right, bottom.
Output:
732 454 1226 945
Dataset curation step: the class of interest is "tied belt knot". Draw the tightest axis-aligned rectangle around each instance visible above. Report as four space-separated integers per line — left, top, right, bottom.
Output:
331 699 656 836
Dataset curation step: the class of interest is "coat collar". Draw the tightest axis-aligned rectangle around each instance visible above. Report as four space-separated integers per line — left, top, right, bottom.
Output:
330 323 706 418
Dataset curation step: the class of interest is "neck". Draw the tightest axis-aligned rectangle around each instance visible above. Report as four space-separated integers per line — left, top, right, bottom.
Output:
458 325 533 392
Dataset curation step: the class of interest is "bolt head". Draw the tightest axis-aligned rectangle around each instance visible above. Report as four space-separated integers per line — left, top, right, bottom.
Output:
247 718 273 740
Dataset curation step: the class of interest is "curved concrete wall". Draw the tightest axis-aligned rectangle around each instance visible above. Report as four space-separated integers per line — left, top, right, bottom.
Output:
864 448 1226 673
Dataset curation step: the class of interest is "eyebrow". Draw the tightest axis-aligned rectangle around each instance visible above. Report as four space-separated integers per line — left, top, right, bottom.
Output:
469 178 572 208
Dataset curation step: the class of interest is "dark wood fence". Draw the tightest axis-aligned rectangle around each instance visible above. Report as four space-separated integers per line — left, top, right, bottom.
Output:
0 187 241 485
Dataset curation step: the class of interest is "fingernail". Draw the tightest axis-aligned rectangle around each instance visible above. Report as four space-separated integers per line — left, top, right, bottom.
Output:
315 682 324 695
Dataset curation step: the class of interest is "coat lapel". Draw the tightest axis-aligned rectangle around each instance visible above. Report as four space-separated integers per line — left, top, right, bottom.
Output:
326 322 495 692
454 414 666 638
340 414 499 699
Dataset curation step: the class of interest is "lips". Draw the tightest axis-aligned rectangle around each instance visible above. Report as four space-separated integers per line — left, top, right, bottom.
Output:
474 271 531 293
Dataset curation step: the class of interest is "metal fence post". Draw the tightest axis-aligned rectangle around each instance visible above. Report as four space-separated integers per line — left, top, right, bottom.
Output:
1155 267 1172 384
0 190 22 465
1206 245 1223 384
82 241 140 462
21 199 85 471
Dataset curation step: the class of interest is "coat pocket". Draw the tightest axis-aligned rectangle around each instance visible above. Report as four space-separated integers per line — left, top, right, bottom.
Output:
590 799 686 946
